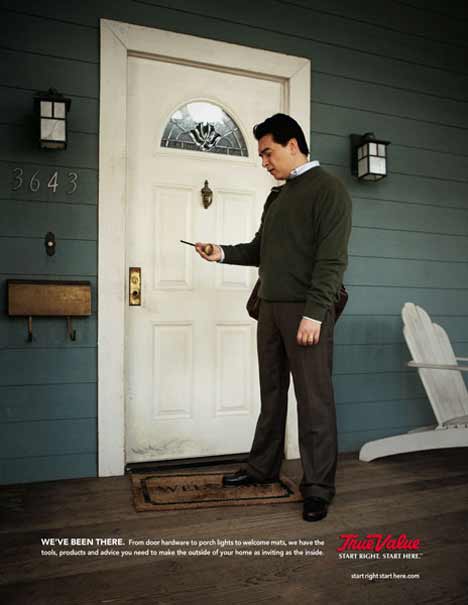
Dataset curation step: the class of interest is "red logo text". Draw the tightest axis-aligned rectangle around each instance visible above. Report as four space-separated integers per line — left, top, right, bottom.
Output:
337 533 421 553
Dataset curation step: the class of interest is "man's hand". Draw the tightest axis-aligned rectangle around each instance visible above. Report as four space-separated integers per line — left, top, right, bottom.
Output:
194 242 222 262
297 318 321 346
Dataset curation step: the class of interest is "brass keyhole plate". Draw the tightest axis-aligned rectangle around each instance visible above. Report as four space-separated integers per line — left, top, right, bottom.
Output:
129 267 141 306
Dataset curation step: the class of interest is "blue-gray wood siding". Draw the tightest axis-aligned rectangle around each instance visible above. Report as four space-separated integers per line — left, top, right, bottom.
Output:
0 0 467 484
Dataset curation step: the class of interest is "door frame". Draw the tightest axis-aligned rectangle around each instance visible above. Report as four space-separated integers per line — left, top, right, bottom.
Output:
98 18 311 476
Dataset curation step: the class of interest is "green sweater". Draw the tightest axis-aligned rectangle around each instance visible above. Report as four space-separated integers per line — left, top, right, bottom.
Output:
221 166 352 322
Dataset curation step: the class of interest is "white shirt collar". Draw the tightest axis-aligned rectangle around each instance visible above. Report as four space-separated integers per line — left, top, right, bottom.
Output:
287 160 320 179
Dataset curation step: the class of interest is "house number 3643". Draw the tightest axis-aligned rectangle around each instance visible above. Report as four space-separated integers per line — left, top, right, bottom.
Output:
11 168 79 194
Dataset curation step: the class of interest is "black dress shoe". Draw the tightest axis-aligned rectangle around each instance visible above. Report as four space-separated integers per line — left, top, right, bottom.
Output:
222 469 275 487
303 496 328 522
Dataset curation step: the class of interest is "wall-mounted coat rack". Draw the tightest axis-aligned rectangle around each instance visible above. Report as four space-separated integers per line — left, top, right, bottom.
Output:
7 280 91 342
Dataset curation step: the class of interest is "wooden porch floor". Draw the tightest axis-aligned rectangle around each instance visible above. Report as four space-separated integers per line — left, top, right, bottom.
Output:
1 449 467 604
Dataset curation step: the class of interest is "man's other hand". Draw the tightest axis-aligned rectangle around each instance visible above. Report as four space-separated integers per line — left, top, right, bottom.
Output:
297 318 321 346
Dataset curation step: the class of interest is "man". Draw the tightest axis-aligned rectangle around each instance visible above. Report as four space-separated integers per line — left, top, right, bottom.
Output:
195 113 352 522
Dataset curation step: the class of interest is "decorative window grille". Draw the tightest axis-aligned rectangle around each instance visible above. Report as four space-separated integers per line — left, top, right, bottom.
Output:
161 101 248 157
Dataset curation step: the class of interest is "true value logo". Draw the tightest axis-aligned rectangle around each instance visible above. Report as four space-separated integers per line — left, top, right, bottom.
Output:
336 533 422 560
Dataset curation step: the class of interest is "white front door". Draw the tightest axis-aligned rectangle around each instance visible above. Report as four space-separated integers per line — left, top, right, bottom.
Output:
125 56 283 462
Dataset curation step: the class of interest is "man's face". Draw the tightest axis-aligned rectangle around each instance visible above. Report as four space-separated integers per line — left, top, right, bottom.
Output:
258 134 296 180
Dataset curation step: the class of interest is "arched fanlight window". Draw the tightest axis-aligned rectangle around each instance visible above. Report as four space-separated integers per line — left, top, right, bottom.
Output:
160 101 248 157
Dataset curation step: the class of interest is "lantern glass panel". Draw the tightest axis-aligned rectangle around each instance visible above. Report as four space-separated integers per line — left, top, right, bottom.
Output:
377 144 386 156
55 120 66 142
358 157 368 178
54 102 65 119
41 118 65 142
368 142 377 155
369 156 386 175
41 101 52 118
41 118 54 140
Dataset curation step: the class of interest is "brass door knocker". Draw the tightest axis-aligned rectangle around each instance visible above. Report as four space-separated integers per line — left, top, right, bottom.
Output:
201 180 213 208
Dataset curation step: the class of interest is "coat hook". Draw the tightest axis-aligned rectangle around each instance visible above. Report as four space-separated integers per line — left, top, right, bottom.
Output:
27 316 33 342
67 317 76 341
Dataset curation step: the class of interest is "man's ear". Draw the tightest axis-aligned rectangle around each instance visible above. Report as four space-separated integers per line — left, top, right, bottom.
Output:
288 137 299 155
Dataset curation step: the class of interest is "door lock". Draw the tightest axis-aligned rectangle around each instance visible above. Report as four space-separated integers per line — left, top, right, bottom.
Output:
129 267 141 306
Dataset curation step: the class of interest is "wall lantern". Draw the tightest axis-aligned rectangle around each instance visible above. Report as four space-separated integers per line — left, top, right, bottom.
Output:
350 132 390 181
34 88 71 150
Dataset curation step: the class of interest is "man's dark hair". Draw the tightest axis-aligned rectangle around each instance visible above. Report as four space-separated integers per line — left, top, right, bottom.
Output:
253 113 309 156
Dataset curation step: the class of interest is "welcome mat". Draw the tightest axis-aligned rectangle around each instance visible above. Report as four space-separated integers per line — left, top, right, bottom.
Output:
130 471 302 512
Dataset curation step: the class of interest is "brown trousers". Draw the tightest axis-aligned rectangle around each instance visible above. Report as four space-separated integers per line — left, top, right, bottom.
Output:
245 299 337 502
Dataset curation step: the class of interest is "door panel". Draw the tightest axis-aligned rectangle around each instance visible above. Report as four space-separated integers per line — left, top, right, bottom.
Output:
125 55 282 462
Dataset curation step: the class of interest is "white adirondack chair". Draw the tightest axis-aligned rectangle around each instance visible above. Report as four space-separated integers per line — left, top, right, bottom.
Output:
359 302 468 462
